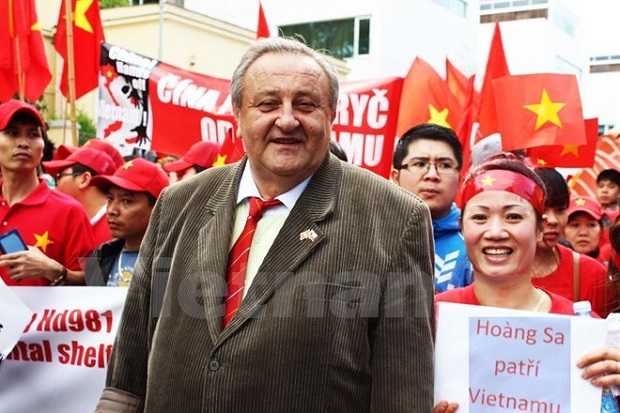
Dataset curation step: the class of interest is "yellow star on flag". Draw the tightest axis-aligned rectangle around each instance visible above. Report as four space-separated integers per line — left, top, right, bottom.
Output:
427 105 451 129
481 176 495 187
34 231 54 253
536 158 547 166
212 154 227 167
524 89 566 130
122 160 133 170
559 144 580 157
575 198 586 206
75 0 95 33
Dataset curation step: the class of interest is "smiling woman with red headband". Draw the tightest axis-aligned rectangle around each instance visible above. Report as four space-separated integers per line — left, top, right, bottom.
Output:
435 155 576 314
433 154 586 413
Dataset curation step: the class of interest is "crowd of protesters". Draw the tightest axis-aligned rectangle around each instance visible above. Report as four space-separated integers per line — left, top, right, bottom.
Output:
1 37 620 412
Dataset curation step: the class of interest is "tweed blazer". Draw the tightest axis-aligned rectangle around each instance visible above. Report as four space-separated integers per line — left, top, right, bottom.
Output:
96 153 435 413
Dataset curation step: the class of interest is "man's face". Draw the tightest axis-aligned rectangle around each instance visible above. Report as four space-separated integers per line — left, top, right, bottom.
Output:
177 166 198 182
233 52 334 187
0 116 44 173
54 166 81 198
106 186 154 248
391 139 460 219
597 179 619 208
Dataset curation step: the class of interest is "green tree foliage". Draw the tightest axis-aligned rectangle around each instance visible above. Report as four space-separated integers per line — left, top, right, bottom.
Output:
100 0 130 9
76 110 97 145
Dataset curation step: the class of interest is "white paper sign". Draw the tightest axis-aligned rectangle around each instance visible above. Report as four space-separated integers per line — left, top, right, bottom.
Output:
0 280 33 361
0 287 128 413
435 302 607 413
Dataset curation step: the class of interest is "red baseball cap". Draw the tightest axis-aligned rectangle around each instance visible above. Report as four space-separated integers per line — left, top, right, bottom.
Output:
91 158 169 199
0 100 46 130
567 196 603 221
163 141 220 173
57 139 125 169
42 147 116 177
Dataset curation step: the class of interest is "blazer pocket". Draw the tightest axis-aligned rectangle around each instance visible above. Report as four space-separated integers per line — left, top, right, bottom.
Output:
306 282 366 319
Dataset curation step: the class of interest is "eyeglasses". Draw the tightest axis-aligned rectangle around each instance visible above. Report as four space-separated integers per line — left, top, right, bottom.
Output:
54 172 80 182
397 159 460 176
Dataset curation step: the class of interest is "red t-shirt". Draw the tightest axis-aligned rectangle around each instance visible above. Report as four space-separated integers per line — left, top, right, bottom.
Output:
435 284 576 315
531 244 610 317
0 180 96 286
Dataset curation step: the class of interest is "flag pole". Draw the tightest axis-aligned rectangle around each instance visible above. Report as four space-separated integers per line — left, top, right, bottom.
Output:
63 0 78 147
8 0 24 100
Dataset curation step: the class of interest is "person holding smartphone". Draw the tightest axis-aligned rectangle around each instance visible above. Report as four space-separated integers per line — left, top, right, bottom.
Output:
0 100 96 286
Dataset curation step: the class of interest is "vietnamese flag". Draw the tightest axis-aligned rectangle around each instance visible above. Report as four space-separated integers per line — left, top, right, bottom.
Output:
55 0 105 100
445 59 471 107
256 1 270 39
493 73 586 152
213 128 245 166
0 0 51 102
476 21 509 144
527 118 598 168
396 57 461 138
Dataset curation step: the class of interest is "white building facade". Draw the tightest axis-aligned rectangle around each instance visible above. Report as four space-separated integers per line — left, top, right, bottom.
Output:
184 0 480 79
184 0 617 129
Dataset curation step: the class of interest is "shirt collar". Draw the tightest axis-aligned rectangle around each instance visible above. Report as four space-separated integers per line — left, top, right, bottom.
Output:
236 161 311 212
0 178 51 206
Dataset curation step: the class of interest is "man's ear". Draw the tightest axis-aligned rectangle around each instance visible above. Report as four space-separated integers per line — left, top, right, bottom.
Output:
233 105 243 139
78 172 93 189
390 169 400 185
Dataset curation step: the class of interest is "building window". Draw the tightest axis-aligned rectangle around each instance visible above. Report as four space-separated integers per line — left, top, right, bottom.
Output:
432 0 468 17
279 17 371 59
480 0 548 11
480 8 547 23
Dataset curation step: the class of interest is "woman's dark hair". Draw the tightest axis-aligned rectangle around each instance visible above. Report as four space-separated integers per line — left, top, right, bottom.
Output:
534 167 569 209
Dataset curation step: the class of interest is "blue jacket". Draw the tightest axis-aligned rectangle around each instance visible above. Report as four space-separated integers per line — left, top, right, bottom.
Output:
432 204 473 292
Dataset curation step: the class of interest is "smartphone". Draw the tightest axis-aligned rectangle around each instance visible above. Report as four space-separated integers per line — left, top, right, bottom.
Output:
0 229 28 255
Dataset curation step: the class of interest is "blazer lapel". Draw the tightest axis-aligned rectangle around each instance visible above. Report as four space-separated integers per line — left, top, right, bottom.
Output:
197 161 245 343
220 154 341 339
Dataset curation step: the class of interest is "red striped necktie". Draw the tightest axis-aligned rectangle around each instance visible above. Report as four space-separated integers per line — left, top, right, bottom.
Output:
223 197 282 327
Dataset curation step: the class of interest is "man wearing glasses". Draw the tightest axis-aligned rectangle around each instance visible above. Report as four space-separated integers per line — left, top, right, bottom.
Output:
43 147 117 245
391 123 472 293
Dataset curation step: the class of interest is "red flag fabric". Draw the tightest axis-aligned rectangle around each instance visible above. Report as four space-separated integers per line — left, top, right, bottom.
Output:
476 21 509 143
570 134 620 198
0 0 51 102
527 118 598 168
55 0 105 100
454 74 479 192
493 73 586 152
256 1 271 39
213 128 246 166
396 57 461 138
445 59 470 108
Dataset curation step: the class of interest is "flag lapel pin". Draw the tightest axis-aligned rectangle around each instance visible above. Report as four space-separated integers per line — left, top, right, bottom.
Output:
299 229 318 242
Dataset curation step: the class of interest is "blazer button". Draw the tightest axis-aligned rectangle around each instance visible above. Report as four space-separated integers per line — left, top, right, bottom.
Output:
208 359 221 371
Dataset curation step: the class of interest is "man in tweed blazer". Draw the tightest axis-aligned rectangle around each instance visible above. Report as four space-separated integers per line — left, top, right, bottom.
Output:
96 38 435 412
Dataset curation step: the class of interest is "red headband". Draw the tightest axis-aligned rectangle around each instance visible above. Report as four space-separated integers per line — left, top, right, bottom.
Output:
460 169 545 214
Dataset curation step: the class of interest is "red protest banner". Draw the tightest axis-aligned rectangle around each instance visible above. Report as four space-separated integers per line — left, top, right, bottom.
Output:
98 43 402 178
332 77 403 178
97 42 233 156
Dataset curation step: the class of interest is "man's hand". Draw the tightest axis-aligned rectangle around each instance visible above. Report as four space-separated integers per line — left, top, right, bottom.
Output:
0 246 63 283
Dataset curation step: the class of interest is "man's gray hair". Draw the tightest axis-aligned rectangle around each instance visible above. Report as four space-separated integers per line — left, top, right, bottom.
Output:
230 37 340 110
